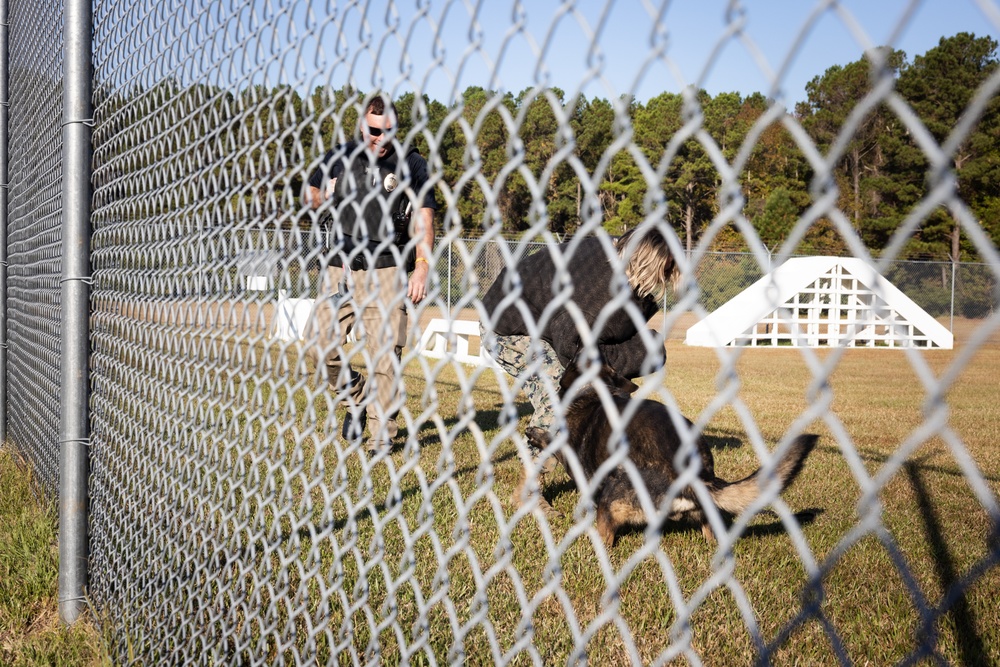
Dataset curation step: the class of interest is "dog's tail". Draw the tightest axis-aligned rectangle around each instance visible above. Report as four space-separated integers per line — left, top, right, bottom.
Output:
708 434 818 515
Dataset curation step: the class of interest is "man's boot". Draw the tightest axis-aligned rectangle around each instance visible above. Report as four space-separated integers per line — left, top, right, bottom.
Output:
340 370 367 444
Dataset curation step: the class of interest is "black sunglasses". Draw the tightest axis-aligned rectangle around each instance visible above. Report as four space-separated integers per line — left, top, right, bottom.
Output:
365 125 393 137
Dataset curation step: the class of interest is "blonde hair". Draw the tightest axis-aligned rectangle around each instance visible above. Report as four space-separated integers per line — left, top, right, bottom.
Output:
616 227 677 301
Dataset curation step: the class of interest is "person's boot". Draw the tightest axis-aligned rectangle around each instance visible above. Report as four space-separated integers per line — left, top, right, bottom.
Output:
341 408 368 444
341 370 367 444
365 437 393 458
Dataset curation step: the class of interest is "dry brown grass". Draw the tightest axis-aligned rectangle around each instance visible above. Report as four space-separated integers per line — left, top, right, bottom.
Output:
261 309 997 665
398 310 999 664
22 299 1000 664
0 449 108 667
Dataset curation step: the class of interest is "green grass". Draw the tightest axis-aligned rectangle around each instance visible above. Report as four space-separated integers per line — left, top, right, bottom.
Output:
653 340 1000 665
8 317 1000 665
0 448 106 666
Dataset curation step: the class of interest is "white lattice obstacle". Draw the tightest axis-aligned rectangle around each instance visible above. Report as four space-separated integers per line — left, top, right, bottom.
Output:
417 318 495 366
272 302 489 367
238 250 282 292
273 292 315 341
686 256 954 349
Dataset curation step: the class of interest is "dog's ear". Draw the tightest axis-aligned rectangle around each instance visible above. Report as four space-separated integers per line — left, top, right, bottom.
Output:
560 347 589 394
600 364 639 396
559 360 582 395
561 346 614 395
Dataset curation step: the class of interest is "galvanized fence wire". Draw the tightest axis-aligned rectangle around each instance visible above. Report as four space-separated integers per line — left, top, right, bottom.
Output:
0 0 998 664
239 234 997 322
5 0 64 495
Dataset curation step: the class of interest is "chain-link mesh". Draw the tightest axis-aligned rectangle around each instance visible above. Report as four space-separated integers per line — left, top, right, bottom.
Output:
5 0 64 494
227 234 999 320
3 0 1000 664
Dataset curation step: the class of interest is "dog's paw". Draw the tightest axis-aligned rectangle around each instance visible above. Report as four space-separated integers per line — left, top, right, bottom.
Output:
525 427 550 449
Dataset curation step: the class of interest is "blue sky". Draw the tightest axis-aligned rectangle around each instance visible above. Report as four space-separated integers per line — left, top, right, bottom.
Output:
287 0 1000 106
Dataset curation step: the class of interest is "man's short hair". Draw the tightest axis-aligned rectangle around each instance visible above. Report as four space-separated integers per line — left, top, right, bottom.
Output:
366 94 398 121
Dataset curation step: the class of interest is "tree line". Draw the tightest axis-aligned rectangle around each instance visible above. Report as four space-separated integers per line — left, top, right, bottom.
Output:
92 32 1000 262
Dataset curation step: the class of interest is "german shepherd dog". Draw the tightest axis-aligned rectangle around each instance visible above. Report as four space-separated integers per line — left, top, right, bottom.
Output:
526 360 818 546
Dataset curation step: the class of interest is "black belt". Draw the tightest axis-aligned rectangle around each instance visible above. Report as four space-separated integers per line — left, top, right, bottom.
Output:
327 252 400 271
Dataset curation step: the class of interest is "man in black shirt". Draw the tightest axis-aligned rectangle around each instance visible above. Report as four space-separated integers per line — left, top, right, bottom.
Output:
306 94 437 455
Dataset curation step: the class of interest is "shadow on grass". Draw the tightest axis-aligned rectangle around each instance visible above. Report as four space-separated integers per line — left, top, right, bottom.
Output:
905 457 992 666
702 432 744 450
610 508 824 543
739 508 824 538
289 407 526 540
847 444 1000 484
396 402 532 448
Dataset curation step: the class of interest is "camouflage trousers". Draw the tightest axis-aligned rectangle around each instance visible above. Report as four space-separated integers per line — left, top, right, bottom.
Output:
480 325 563 453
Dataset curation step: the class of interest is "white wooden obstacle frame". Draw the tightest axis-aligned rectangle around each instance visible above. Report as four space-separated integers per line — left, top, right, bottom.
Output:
273 292 316 342
238 250 282 292
273 296 492 366
416 318 495 366
685 256 953 349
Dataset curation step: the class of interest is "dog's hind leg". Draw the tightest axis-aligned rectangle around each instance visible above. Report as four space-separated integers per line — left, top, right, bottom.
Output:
693 505 732 543
596 496 649 548
700 516 716 542
595 503 618 547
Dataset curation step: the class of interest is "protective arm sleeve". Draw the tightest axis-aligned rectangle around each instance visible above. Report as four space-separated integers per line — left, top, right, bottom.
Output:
547 314 662 379
597 335 664 379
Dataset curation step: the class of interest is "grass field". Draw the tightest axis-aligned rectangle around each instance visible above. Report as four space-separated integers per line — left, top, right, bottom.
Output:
4 313 999 665
0 449 106 666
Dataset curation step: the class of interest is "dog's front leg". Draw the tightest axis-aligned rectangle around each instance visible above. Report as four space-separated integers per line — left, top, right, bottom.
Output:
514 427 561 518
524 427 551 451
511 466 561 518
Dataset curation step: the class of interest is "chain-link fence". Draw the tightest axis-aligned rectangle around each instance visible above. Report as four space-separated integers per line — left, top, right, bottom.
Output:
4 0 65 496
4 0 1000 664
239 235 996 324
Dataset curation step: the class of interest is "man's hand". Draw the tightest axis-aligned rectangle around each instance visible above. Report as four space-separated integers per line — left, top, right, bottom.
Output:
307 185 323 209
407 206 434 304
307 177 337 209
408 260 429 303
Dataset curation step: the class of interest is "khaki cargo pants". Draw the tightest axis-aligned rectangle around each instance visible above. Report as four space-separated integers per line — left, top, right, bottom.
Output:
308 264 408 446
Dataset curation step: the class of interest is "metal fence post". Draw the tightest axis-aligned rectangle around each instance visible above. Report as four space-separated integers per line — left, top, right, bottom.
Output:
0 0 8 448
58 0 93 626
950 259 957 332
